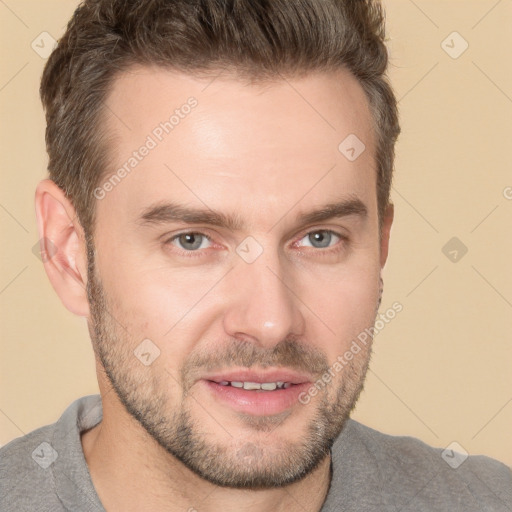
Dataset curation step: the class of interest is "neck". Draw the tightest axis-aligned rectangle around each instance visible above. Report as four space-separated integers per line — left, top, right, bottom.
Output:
81 395 332 512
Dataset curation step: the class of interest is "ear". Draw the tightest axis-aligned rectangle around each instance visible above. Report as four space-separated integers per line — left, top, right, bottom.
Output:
34 179 90 317
379 203 394 269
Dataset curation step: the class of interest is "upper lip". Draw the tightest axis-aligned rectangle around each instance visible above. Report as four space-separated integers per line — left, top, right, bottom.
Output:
201 368 313 385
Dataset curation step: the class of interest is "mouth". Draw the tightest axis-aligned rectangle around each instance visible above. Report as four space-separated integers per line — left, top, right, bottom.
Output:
199 369 313 416
213 380 293 391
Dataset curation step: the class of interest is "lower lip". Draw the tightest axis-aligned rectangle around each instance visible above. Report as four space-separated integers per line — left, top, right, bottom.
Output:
202 380 311 416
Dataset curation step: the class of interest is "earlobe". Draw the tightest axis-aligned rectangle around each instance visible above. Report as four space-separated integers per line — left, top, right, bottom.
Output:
379 203 394 268
34 179 90 317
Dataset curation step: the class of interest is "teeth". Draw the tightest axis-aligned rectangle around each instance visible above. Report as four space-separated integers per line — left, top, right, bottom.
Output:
214 380 293 390
218 381 291 390
243 382 261 390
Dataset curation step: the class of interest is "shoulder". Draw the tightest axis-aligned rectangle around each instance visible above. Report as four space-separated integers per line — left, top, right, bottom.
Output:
349 418 511 477
0 422 61 512
0 395 102 512
326 419 512 511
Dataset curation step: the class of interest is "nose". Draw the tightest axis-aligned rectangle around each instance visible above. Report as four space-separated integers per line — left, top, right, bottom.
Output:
222 253 306 348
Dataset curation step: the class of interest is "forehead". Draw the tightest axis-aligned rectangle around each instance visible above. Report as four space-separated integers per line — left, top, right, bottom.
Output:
98 65 377 228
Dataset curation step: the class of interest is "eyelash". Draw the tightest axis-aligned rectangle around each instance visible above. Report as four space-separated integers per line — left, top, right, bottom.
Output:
164 229 348 258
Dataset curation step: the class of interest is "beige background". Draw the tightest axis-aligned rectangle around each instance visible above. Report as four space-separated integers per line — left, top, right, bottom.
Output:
1 0 511 467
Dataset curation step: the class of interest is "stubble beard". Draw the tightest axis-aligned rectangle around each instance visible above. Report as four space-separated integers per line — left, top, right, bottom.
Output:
85 237 378 489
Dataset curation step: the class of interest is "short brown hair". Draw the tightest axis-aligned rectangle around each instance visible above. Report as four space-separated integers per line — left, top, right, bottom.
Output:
40 0 400 237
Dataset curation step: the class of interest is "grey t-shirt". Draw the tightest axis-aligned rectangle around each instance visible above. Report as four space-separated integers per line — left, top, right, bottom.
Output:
1 394 511 511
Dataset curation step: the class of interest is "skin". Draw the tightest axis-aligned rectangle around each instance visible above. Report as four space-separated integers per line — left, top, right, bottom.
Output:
35 66 393 512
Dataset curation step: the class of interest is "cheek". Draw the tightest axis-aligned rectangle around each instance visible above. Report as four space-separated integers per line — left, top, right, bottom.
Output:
99 245 215 321
99 266 223 368
318 255 379 300
300 265 380 353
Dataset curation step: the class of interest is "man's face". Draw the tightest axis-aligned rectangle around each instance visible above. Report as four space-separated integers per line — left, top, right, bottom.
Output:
86 66 389 488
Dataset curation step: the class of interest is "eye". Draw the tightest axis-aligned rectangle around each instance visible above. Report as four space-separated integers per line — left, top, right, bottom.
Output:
297 230 342 249
168 232 212 251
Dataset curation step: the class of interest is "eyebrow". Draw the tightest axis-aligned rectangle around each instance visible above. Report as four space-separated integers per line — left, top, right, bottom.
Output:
136 196 368 232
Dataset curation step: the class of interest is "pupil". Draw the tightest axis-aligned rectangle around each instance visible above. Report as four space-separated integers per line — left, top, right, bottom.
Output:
310 231 330 248
180 233 201 250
